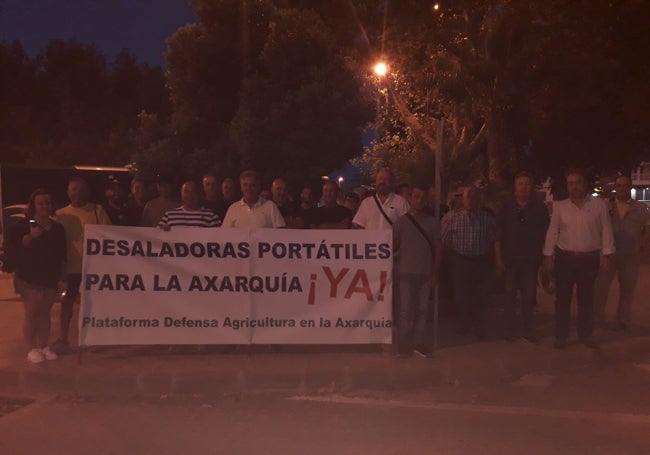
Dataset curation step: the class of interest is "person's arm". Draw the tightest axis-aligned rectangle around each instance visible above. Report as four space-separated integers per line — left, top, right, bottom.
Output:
542 202 560 271
351 200 367 229
95 205 112 225
600 200 616 271
268 202 287 228
158 212 171 231
430 239 443 288
55 223 68 290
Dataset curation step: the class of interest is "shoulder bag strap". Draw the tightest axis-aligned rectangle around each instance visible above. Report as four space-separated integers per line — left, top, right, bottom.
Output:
373 194 393 226
406 213 435 258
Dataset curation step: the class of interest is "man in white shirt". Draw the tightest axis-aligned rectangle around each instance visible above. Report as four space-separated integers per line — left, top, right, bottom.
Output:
352 167 408 355
352 167 409 229
222 170 286 228
543 169 615 349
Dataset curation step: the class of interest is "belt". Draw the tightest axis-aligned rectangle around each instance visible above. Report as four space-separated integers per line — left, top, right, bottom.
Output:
555 248 600 257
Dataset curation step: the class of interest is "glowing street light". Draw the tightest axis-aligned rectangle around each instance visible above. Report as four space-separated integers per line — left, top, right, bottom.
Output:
337 176 344 188
373 62 388 77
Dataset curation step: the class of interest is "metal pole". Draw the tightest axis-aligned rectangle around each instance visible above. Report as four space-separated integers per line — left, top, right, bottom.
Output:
433 117 444 350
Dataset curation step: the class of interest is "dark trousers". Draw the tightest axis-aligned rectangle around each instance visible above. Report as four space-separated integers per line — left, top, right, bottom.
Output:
554 252 600 340
451 252 492 334
504 262 539 337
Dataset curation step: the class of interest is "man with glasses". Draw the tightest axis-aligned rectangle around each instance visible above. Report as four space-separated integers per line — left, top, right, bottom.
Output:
495 172 550 342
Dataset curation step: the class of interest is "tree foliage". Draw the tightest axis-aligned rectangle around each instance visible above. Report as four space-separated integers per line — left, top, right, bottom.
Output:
349 0 650 187
151 0 373 186
0 40 169 166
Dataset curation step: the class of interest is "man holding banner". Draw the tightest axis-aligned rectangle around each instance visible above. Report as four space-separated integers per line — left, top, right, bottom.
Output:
158 181 221 230
352 167 408 355
222 170 285 229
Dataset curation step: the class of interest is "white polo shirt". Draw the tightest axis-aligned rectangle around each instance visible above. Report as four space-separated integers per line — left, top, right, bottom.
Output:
221 197 286 228
352 193 409 229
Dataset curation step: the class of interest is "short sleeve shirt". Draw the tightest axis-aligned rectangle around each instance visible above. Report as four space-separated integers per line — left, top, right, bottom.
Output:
352 193 409 229
393 212 440 275
221 198 286 228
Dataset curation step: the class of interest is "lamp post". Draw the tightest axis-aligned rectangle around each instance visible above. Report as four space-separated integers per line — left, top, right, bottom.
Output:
372 59 444 349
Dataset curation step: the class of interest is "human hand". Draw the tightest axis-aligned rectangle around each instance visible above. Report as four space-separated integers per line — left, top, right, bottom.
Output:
543 256 554 273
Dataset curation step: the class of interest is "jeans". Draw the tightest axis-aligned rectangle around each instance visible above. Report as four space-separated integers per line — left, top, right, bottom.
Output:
554 251 600 340
397 273 430 349
504 262 539 337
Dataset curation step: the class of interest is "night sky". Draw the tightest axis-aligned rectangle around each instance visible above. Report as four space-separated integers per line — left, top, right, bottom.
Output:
0 0 195 67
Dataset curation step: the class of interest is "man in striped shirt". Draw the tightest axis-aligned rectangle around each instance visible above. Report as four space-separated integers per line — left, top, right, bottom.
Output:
159 181 221 230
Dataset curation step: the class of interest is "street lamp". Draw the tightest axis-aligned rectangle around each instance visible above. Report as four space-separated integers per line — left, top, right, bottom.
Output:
337 177 344 188
373 62 388 77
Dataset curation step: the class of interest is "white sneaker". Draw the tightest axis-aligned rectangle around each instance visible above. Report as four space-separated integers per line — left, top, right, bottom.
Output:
27 348 45 363
41 346 58 360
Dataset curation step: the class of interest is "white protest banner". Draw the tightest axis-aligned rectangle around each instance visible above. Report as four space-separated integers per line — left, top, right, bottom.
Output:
79 226 393 345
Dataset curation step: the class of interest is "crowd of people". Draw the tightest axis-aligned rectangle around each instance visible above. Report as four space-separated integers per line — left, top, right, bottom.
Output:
5 166 648 362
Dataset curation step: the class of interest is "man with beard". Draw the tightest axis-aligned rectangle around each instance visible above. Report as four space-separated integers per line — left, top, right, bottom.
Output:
352 168 409 230
352 167 409 355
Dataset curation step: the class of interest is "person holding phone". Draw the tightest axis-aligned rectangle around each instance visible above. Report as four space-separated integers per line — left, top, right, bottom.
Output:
5 189 67 363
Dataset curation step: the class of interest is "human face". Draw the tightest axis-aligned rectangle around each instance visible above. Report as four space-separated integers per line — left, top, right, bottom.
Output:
462 187 480 210
566 173 588 200
181 182 200 209
300 187 312 204
614 177 632 201
202 176 218 200
33 194 52 220
375 169 392 196
514 176 533 200
67 180 89 207
157 182 172 198
271 179 287 204
106 184 125 204
221 178 235 200
131 181 146 202
321 183 338 207
343 196 358 213
241 176 260 204
399 185 411 200
409 188 427 213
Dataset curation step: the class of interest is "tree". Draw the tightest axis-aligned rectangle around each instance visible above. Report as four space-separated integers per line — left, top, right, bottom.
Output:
350 0 650 187
148 0 373 186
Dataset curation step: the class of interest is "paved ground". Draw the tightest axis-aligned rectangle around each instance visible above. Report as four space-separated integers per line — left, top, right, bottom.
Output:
1 267 649 453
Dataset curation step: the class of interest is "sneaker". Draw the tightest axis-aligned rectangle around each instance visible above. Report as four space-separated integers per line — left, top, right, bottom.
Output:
27 348 45 363
41 346 58 360
413 345 432 358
